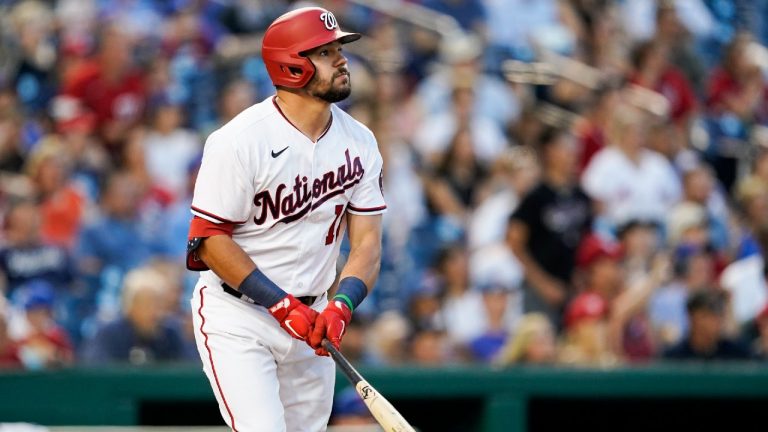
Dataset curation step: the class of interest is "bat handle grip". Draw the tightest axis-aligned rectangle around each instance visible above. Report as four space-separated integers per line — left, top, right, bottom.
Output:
322 339 339 356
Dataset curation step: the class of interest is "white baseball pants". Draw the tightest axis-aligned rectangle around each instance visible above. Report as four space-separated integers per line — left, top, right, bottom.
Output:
191 282 335 432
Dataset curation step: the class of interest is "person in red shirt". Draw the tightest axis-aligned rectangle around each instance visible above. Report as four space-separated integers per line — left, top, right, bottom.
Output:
563 234 670 364
630 39 697 128
705 33 768 191
25 140 85 249
62 24 148 160
573 82 621 173
706 33 767 121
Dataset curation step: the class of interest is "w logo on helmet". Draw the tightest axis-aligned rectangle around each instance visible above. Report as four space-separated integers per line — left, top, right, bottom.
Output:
319 11 338 31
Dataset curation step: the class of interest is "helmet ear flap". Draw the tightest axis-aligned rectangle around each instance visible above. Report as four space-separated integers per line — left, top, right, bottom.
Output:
284 66 304 76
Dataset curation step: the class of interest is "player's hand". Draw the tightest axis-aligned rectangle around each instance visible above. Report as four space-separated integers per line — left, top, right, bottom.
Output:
309 299 352 356
268 295 318 341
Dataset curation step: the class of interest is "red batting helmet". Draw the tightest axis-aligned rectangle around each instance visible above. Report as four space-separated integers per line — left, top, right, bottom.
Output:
262 7 361 88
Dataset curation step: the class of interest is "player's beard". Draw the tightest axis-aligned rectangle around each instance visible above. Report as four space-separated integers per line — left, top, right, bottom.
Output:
306 68 351 103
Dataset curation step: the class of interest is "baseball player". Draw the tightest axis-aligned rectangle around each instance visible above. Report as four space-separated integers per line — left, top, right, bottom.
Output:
186 7 385 432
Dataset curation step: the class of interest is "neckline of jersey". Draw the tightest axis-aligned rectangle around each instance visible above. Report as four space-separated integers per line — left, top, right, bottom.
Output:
271 96 334 144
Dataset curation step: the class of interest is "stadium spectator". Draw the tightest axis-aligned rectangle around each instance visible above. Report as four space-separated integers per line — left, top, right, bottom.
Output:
664 290 751 361
47 95 109 203
650 244 719 347
217 80 256 127
407 272 445 334
62 24 148 158
416 33 519 129
6 0 58 115
424 127 487 229
668 166 730 252
666 202 710 250
508 126 592 323
617 220 661 284
0 103 26 174
719 177 768 326
81 266 187 364
494 313 557 366
0 200 74 301
582 105 681 230
652 1 708 93
611 251 671 362
14 280 73 370
573 82 622 173
146 260 197 360
413 84 507 166
728 177 768 285
467 282 518 363
629 39 697 128
432 245 476 345
409 326 451 366
559 234 621 365
705 33 768 191
139 93 202 202
25 140 86 249
468 146 539 251
76 171 166 281
366 311 410 366
464 244 524 360
564 235 669 363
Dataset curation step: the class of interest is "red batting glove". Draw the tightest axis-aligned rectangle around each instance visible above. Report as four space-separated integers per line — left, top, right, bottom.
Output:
309 299 352 356
268 295 318 341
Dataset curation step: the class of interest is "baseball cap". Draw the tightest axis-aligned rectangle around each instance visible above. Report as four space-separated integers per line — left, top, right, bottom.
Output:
20 280 55 311
575 234 622 269
564 292 609 328
50 95 96 134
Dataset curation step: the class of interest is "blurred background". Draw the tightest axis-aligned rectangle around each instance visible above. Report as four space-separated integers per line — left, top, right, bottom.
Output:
0 0 768 430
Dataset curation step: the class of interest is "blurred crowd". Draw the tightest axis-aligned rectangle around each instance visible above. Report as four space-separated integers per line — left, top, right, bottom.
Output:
0 0 768 374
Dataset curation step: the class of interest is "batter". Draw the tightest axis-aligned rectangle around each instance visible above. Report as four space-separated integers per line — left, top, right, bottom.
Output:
186 7 385 431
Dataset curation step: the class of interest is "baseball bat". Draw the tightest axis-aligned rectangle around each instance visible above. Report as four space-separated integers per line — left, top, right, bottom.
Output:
323 340 417 432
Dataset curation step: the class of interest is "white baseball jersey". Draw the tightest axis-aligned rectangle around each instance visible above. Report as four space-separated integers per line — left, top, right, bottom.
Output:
191 96 386 296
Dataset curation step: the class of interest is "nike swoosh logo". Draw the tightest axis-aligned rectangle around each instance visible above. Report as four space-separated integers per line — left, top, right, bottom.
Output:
271 146 289 158
284 319 303 339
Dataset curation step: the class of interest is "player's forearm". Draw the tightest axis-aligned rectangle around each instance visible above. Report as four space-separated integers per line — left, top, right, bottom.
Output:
339 237 382 292
198 235 257 288
340 214 383 292
332 213 383 313
198 235 291 309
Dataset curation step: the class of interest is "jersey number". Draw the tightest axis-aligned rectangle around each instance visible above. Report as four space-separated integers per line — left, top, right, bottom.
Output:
325 204 344 245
